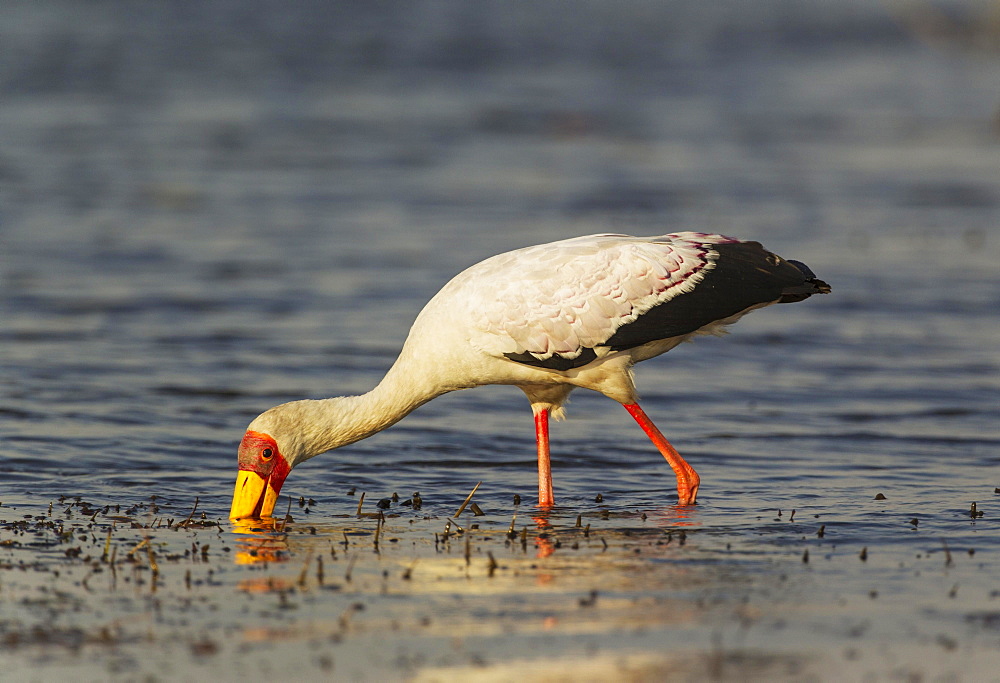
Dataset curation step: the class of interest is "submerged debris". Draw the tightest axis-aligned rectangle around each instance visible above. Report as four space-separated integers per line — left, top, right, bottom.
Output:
0 482 987 680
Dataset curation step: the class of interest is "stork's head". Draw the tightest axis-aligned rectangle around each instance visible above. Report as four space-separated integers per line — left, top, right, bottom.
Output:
228 404 312 520
228 397 370 519
229 429 291 519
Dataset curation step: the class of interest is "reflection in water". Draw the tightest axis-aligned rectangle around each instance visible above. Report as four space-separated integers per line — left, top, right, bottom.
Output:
528 504 701 559
230 518 279 534
531 510 555 558
237 575 296 593
647 504 704 529
231 518 291 566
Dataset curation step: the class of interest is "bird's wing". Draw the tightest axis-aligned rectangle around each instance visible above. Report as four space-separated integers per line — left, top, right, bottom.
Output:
450 232 738 368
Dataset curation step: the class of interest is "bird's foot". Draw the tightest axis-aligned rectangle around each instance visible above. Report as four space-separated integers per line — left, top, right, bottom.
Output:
676 473 700 506
676 491 698 506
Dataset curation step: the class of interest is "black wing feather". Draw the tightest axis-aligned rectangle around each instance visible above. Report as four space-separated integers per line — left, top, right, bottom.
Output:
505 241 829 371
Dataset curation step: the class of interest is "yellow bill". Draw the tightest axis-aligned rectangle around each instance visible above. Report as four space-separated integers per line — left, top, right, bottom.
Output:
230 469 280 519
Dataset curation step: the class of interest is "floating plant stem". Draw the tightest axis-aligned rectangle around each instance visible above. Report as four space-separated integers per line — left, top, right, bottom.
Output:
453 481 482 518
356 492 366 517
180 497 199 528
127 538 150 558
280 496 293 531
442 518 463 539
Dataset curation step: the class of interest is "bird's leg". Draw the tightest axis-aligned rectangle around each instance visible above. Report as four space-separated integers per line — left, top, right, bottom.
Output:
534 408 555 507
622 403 699 505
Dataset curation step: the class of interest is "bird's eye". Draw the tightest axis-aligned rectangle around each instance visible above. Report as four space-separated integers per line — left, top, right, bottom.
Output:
261 448 273 460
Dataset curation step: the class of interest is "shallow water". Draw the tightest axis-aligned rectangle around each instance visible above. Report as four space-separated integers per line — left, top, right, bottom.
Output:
2 1 1000 680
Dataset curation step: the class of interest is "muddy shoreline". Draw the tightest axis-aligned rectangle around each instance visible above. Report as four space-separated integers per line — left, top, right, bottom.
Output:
2 487 997 681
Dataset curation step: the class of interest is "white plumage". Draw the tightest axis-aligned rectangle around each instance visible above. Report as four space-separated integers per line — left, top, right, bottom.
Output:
229 232 830 519
453 233 724 362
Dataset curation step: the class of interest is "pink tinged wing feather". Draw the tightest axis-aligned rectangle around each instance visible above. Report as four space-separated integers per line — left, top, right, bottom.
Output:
461 232 733 361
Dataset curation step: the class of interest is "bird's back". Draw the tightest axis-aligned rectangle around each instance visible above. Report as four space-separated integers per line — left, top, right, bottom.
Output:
419 232 829 372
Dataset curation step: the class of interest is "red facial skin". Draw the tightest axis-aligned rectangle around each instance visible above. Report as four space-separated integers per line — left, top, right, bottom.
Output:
236 430 290 516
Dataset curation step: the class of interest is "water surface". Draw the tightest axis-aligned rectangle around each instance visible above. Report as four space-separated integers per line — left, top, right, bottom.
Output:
2 1 999 680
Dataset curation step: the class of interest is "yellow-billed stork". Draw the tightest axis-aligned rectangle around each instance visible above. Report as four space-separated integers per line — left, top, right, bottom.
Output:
230 232 830 518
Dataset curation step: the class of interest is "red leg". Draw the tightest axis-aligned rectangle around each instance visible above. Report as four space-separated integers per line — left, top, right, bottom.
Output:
534 408 555 507
623 403 699 505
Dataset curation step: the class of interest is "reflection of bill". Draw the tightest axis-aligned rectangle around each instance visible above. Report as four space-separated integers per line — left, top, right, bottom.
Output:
231 518 290 566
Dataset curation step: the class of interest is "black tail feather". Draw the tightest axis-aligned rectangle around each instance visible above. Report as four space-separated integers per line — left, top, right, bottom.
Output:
779 259 831 303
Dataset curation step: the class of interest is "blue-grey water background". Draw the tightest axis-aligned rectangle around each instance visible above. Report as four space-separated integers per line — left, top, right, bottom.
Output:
1 1 999 680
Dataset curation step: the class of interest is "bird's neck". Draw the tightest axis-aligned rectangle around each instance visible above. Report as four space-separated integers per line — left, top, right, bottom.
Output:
293 353 452 460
